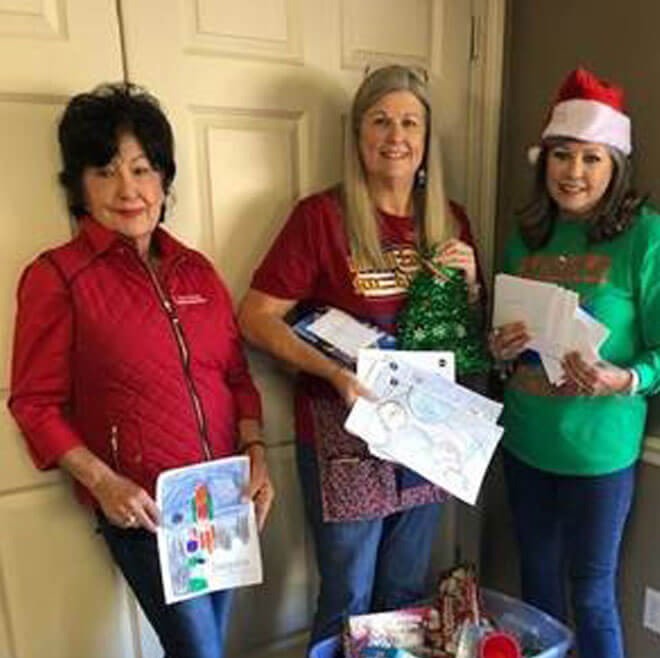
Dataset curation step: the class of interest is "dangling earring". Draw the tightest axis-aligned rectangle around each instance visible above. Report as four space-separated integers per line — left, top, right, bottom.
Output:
415 167 427 189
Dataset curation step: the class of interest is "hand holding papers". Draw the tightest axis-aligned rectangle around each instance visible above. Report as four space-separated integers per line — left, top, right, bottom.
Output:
156 456 262 604
493 274 609 384
345 351 503 505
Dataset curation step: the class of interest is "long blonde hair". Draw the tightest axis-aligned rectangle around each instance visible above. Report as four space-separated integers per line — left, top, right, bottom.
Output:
343 65 455 270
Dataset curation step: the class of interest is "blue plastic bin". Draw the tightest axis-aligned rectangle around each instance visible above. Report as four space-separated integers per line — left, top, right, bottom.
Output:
481 588 573 658
309 635 342 658
308 588 573 658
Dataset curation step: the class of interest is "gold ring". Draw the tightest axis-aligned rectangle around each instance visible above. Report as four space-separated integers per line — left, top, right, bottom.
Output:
125 515 137 527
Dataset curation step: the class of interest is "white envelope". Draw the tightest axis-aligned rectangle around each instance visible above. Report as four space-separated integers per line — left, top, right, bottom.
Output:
493 273 608 384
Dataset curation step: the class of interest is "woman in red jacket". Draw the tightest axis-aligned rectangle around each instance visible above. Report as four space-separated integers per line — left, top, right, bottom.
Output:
8 83 274 658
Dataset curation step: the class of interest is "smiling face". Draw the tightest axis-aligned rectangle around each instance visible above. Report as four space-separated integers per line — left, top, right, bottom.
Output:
545 140 614 217
82 132 165 257
358 90 427 189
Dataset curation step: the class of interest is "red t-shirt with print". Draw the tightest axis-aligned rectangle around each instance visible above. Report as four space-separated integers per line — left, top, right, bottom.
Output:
251 188 479 444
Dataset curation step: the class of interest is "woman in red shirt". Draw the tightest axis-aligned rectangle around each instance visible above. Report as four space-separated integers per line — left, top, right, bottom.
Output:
239 65 484 647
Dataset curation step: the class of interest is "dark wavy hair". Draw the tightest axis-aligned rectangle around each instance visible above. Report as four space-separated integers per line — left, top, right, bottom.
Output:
519 138 645 249
58 82 176 221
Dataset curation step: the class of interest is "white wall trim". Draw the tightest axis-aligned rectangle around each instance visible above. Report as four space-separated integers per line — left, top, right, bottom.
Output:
464 0 506 284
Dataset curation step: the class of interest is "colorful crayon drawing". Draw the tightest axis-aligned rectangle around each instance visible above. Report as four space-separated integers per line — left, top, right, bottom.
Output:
156 456 263 604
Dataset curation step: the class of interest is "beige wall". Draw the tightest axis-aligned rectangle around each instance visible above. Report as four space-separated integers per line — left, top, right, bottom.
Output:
485 1 660 655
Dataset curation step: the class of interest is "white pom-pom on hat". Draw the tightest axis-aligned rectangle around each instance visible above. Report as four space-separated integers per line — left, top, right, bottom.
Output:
527 145 542 165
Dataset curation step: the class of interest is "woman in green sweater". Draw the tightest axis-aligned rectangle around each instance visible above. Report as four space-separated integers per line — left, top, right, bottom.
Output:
490 68 660 658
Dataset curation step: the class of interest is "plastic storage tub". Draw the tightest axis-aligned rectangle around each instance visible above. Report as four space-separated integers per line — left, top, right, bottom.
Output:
309 635 341 658
480 588 573 658
308 588 573 658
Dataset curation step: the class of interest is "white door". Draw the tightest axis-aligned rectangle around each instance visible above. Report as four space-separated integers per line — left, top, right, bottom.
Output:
0 2 502 657
118 2 476 655
0 4 144 658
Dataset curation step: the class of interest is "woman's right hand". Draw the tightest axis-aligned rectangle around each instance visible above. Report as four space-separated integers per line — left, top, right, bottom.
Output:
239 289 375 408
59 445 160 533
91 470 160 533
489 321 531 361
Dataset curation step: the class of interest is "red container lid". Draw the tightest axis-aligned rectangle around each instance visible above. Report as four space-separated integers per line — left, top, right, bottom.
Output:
478 631 522 658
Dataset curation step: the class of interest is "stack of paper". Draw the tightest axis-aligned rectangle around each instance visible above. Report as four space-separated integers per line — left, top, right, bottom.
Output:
493 274 609 384
345 351 503 506
293 307 396 368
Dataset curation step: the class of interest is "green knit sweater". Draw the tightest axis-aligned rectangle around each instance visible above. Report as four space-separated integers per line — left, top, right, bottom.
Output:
501 205 660 475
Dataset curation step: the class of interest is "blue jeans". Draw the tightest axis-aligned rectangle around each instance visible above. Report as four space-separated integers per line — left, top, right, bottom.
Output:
502 450 635 658
296 443 442 646
97 514 232 658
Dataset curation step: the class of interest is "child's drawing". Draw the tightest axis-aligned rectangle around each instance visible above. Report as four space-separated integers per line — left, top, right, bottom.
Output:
156 456 262 604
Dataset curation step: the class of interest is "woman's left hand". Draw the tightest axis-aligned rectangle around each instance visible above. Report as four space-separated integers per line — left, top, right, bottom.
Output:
562 351 633 396
243 443 275 531
434 238 478 288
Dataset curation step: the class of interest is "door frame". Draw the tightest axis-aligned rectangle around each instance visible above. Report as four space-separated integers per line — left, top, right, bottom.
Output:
465 0 506 284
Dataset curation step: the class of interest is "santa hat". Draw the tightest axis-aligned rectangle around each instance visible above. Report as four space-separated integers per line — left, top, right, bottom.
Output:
529 68 631 162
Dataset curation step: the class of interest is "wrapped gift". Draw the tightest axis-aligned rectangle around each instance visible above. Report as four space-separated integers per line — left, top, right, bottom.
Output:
428 564 484 656
343 606 440 658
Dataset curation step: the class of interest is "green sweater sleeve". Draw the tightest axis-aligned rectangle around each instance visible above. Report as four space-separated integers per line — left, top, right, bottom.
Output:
630 210 660 395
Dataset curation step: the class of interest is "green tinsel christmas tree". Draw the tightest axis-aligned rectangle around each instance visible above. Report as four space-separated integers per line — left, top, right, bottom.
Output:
397 256 490 375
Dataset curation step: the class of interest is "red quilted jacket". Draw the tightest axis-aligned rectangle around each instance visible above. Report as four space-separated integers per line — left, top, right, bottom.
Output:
8 218 262 505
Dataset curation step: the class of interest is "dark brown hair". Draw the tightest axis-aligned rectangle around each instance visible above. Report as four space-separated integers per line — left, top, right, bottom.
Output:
519 138 644 249
58 82 176 221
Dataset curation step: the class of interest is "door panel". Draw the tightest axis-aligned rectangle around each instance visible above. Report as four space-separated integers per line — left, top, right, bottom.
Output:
0 406 61 492
0 0 122 91
0 487 135 658
225 444 315 655
119 1 472 654
0 3 128 658
193 106 307 295
0 98 71 389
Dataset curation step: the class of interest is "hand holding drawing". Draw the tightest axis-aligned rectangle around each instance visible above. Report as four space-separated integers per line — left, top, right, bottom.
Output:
243 444 275 531
92 470 159 533
561 351 633 396
489 321 531 361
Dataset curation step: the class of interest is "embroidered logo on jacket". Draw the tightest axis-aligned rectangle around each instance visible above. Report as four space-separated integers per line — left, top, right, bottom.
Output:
173 294 209 306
